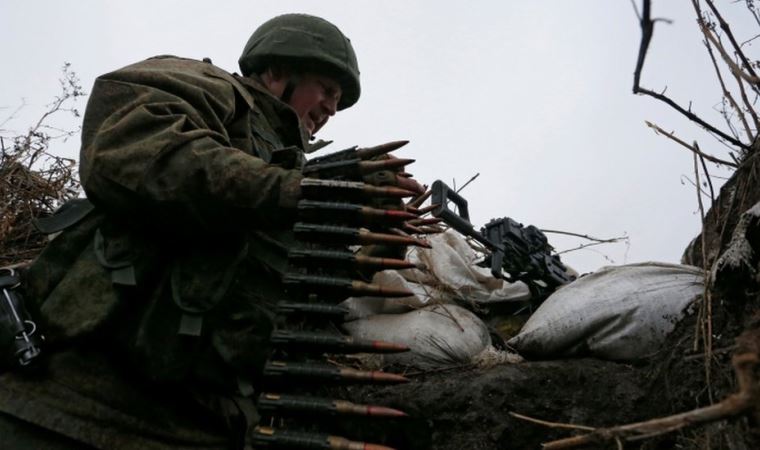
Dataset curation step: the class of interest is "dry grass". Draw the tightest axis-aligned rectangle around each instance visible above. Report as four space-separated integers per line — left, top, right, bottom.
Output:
0 63 84 266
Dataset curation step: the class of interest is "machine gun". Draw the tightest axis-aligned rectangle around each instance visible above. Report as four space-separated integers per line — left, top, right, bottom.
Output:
430 180 575 302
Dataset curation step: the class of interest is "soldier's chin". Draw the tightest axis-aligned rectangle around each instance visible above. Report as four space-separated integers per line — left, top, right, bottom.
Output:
303 120 315 137
311 122 327 137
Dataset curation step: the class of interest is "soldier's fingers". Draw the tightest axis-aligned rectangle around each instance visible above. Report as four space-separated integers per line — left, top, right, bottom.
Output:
396 175 425 195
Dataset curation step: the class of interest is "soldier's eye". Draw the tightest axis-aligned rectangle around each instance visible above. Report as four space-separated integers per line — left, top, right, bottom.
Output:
318 80 340 101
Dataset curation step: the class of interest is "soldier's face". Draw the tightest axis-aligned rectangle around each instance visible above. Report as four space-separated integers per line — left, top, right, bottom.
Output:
287 73 342 137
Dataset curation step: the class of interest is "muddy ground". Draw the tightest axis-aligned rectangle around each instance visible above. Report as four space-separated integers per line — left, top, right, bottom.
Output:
329 161 760 450
328 303 757 450
3 108 759 450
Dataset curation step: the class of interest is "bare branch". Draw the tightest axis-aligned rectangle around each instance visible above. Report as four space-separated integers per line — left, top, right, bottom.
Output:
740 33 760 48
698 148 716 205
645 121 738 167
0 63 85 266
692 148 715 402
455 172 480 194
539 354 759 449
0 99 28 130
629 0 641 22
633 0 751 151
679 175 712 200
556 240 624 257
704 0 760 89
541 229 627 244
733 69 760 135
702 22 760 85
693 4 755 141
509 411 595 432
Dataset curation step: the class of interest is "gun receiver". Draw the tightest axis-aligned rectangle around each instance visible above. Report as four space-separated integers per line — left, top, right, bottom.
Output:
431 180 575 299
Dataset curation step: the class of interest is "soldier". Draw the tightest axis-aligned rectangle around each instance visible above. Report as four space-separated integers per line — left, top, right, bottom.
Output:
0 14 422 449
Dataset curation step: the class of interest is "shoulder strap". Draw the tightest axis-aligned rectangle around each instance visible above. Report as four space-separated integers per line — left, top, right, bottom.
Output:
34 198 95 234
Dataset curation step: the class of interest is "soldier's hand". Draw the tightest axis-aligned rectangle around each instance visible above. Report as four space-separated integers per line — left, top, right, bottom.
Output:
373 153 422 195
396 172 425 196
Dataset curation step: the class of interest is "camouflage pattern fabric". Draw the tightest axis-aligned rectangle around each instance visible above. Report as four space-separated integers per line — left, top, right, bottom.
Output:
1 55 313 449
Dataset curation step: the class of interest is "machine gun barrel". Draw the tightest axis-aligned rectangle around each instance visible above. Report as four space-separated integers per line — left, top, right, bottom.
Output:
430 180 575 291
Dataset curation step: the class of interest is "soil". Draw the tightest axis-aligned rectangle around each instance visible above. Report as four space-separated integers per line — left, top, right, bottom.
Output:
330 157 760 450
329 290 759 450
4 129 760 450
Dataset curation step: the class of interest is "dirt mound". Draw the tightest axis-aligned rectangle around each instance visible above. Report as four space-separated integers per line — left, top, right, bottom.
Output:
333 154 760 449
334 301 758 449
0 63 82 267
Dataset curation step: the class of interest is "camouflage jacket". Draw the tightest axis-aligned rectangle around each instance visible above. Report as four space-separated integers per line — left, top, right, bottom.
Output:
1 56 315 449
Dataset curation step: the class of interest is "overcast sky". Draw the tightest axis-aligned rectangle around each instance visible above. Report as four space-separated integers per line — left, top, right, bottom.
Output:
2 1 756 273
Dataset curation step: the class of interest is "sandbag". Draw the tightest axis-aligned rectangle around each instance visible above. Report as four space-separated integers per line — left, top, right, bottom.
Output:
342 304 492 369
508 262 703 361
341 230 531 319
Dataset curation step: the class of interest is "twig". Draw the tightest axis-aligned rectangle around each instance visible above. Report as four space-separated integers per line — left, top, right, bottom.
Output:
633 0 750 151
680 174 712 199
645 121 738 167
509 411 596 432
0 100 28 130
402 259 467 333
740 33 760 48
632 0 673 90
541 229 627 245
732 69 760 139
556 240 623 257
693 149 714 404
455 172 480 194
701 22 760 86
699 153 716 206
540 353 759 449
704 0 760 92
692 0 754 142
629 0 641 22
684 344 738 361
403 362 474 378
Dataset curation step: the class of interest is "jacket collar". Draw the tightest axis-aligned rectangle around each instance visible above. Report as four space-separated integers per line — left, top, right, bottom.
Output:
235 74 310 150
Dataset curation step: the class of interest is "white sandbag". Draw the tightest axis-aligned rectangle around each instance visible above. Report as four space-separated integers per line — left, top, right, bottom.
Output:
507 262 703 361
341 230 531 319
342 304 492 369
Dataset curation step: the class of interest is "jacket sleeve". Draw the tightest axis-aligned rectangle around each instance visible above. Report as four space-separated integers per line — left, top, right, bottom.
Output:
79 57 302 233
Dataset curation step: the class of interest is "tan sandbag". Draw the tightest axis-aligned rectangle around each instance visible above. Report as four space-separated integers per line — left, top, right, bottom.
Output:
342 304 492 369
508 262 704 361
341 230 531 319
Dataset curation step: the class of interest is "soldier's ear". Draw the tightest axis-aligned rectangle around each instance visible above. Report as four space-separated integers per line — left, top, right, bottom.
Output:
259 68 286 96
264 63 292 82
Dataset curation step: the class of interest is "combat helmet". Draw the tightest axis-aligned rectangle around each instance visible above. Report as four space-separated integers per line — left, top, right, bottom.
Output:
239 14 360 110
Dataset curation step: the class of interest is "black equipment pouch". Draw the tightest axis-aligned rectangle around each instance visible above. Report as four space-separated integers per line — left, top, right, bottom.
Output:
0 268 44 370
